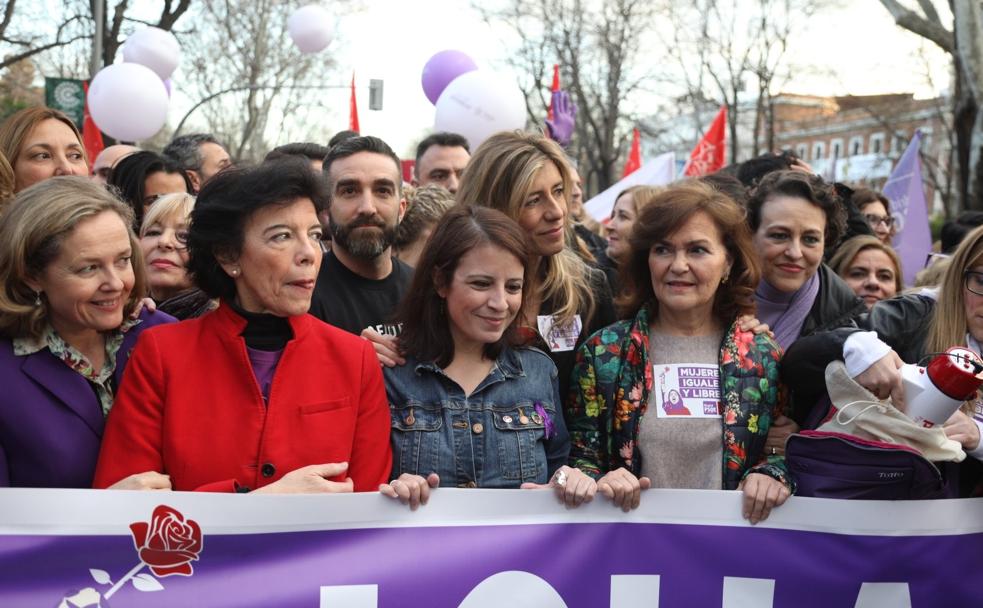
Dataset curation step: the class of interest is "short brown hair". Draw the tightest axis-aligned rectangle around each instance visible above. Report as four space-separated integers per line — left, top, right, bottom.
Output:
0 176 146 340
851 188 890 211
747 170 846 249
610 185 663 220
394 184 455 249
619 180 760 324
396 205 531 367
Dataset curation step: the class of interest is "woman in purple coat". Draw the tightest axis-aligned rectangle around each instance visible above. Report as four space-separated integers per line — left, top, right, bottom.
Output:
0 177 173 488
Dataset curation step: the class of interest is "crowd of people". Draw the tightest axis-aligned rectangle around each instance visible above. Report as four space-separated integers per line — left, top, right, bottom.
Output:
0 103 981 523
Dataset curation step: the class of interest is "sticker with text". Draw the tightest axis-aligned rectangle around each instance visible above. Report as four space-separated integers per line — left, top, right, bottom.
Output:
536 314 582 352
653 364 722 418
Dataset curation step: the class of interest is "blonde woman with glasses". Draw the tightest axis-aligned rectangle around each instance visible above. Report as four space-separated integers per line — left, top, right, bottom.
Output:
783 224 983 496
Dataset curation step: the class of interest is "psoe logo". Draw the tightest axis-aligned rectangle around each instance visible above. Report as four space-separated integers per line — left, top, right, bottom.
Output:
56 505 203 607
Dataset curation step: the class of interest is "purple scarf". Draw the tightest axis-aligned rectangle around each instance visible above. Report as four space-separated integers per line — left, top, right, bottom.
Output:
755 273 820 351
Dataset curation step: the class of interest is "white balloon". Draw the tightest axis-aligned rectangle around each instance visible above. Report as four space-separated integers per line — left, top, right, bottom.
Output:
434 71 527 151
288 5 333 54
122 27 181 80
88 63 169 142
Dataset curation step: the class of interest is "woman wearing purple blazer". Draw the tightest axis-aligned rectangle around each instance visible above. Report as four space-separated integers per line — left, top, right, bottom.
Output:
0 177 173 488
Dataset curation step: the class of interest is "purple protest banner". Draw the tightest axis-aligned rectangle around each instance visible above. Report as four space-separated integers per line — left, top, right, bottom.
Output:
0 488 980 607
884 132 933 286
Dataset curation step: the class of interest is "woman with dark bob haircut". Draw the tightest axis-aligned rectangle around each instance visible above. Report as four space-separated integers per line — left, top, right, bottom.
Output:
568 180 793 522
747 170 865 457
746 170 861 351
108 150 192 231
94 158 393 494
380 204 597 509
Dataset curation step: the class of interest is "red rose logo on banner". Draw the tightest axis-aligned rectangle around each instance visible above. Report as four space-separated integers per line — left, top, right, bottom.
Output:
130 505 204 577
56 504 204 606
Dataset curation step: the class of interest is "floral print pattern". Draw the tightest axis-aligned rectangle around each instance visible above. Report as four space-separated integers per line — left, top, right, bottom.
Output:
566 304 794 491
13 319 139 416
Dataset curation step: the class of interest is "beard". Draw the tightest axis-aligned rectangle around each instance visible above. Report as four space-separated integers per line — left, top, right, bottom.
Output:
329 213 397 260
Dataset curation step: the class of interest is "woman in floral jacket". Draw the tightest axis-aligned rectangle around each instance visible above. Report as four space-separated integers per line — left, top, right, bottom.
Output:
568 180 794 524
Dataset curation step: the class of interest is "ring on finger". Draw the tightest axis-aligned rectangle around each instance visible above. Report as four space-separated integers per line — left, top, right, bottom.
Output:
553 469 568 487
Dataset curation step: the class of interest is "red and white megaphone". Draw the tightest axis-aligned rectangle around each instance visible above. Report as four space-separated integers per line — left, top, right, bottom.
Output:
900 347 983 428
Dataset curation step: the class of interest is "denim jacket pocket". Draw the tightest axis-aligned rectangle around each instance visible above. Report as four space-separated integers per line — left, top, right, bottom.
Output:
390 402 442 479
493 402 548 482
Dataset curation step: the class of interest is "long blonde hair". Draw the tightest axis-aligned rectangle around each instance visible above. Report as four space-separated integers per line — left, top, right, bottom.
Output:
0 176 146 340
927 224 983 355
457 131 596 326
0 151 13 210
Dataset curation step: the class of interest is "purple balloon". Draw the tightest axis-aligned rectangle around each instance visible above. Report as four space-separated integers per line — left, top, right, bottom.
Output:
421 50 478 105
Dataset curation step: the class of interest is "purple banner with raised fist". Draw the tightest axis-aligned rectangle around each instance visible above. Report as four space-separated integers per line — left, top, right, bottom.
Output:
0 488 980 607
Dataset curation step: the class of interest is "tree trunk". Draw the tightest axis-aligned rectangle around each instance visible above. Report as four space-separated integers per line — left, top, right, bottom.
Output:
952 0 983 210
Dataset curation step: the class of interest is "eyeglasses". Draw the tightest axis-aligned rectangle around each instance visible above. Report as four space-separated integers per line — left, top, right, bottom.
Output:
864 214 895 228
964 271 983 296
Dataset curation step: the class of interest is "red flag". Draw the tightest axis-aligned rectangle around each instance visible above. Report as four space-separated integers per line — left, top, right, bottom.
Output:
622 128 641 177
683 106 727 177
547 64 560 121
349 72 360 133
81 81 104 165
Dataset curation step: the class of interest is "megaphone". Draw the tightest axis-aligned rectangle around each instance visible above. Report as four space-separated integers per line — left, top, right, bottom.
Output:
901 347 983 428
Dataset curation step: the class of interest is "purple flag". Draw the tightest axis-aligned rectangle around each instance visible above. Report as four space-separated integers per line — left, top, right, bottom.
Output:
884 132 932 285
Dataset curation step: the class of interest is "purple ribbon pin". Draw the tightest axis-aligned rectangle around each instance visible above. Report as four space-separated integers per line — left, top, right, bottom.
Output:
535 401 556 439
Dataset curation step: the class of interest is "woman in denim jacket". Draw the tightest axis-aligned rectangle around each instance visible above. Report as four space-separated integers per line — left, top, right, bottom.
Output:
381 205 597 509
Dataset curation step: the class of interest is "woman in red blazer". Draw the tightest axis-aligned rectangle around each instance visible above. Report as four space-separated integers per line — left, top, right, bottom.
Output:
94 159 392 493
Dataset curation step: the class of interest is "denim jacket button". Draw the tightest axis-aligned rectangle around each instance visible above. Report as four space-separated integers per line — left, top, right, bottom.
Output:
502 415 513 423
532 413 543 424
519 415 530 425
472 422 484 434
404 414 415 425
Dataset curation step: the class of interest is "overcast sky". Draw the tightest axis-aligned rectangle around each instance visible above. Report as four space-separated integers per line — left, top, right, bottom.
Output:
326 1 951 156
159 1 952 157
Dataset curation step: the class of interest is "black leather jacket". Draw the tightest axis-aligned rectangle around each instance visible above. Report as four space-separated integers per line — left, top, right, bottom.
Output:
781 290 983 497
800 264 867 338
782 291 936 424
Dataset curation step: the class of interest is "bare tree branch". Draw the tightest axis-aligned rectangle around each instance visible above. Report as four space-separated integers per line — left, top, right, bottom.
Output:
0 33 91 70
0 0 17 43
878 0 953 53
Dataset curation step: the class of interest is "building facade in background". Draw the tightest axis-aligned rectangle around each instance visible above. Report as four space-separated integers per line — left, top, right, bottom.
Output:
769 93 950 213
